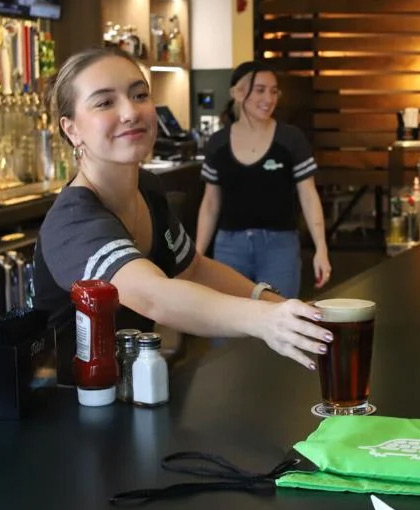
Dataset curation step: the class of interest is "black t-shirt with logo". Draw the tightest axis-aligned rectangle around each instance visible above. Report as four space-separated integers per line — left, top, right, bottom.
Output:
201 121 317 231
33 170 195 329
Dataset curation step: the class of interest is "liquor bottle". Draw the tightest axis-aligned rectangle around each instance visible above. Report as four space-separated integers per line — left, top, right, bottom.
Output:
103 21 115 47
168 15 184 63
151 15 168 62
120 25 142 58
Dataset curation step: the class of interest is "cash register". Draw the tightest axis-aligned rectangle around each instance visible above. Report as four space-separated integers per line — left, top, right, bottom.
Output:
154 105 197 160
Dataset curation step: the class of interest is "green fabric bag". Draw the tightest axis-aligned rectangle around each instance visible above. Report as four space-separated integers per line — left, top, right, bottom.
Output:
276 416 420 495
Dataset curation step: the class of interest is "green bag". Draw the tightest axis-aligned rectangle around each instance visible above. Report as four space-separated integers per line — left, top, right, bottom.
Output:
276 416 420 495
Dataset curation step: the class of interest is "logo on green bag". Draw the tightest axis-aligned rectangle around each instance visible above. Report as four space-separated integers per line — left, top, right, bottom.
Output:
359 439 420 460
263 159 283 171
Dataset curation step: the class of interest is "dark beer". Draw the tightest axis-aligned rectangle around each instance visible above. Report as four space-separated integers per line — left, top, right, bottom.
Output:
315 299 375 412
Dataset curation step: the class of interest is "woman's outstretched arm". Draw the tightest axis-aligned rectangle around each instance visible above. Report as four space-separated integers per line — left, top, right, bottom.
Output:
111 257 332 370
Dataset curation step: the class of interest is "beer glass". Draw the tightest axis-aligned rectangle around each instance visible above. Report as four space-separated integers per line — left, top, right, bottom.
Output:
312 298 376 418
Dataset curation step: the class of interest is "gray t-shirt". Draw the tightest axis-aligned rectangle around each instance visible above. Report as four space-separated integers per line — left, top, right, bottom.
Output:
33 170 195 327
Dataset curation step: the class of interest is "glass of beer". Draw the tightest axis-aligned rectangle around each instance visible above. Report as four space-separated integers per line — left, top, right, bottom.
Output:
311 298 376 418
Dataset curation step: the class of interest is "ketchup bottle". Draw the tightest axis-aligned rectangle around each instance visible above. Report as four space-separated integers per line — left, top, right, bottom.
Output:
71 280 119 406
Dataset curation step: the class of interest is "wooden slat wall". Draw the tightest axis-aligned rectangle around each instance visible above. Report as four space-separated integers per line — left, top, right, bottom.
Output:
256 0 420 185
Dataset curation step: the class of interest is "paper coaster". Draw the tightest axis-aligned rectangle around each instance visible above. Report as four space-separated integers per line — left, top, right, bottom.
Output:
311 403 377 418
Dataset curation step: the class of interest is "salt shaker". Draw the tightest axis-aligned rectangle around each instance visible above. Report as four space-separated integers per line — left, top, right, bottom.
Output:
132 333 169 407
115 329 140 403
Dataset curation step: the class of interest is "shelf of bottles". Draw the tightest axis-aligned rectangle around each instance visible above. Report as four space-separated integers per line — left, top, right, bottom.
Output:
0 16 73 206
103 13 186 70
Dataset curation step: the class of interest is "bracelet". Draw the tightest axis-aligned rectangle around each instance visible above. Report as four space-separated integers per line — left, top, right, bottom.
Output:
251 282 280 300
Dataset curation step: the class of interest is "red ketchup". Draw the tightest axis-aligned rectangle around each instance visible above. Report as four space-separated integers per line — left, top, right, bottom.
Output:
70 280 119 406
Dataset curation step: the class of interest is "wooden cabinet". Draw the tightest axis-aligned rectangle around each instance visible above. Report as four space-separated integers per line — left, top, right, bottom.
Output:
101 0 191 129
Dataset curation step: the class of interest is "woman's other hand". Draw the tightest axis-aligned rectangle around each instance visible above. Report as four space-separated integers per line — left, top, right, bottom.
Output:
313 248 331 289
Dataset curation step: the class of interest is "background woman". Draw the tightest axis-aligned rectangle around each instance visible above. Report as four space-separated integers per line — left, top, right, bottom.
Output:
196 61 331 298
34 47 332 371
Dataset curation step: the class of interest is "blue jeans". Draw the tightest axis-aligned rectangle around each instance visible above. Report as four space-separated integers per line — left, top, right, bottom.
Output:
214 229 301 298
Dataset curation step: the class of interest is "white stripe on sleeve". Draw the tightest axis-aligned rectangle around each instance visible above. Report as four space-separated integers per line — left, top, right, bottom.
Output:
175 235 191 265
82 239 136 280
201 163 219 182
293 156 315 172
91 246 141 280
172 224 186 252
294 162 317 179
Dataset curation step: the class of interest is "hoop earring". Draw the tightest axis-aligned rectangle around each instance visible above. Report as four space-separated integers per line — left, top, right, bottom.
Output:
73 146 84 161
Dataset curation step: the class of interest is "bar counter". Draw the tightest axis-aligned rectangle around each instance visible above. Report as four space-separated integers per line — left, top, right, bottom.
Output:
2 246 420 509
0 160 203 253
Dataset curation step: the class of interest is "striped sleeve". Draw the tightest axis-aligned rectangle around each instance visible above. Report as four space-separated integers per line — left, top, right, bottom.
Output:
289 127 318 182
82 239 141 281
201 130 225 184
293 155 317 182
167 212 196 275
201 161 219 183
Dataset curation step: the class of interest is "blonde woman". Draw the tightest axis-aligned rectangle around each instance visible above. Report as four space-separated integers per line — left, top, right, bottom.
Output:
34 48 332 371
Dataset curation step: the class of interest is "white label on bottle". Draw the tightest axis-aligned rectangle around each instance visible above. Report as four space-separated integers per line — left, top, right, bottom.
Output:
76 310 91 362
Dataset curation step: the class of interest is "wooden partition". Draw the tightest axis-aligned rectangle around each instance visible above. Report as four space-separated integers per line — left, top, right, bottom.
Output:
256 0 420 186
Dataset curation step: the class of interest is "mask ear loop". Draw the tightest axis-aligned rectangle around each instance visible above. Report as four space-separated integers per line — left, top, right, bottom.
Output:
161 450 297 480
109 451 302 506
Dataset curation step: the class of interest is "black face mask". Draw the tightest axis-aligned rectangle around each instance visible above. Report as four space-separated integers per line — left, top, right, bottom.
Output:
109 449 317 505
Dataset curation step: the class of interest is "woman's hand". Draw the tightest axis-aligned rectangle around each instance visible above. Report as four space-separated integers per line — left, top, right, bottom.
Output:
313 248 332 289
256 299 333 370
113 259 332 370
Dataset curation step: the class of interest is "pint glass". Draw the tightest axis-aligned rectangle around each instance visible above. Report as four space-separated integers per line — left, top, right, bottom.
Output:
312 298 376 417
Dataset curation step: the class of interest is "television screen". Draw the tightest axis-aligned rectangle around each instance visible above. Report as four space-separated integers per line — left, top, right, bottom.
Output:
0 1 61 20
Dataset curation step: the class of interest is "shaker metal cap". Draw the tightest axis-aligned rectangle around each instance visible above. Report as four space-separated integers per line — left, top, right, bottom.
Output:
116 329 142 342
116 329 142 354
136 332 161 349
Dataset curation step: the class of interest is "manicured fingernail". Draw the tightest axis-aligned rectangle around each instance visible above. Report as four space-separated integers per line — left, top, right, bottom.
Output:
313 313 322 321
309 362 316 371
319 344 327 354
324 332 333 342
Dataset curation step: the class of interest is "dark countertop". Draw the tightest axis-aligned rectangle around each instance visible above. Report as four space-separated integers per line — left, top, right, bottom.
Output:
2 246 420 509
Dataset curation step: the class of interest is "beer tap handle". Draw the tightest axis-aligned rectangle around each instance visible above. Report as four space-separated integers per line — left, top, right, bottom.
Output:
7 250 25 308
0 254 14 313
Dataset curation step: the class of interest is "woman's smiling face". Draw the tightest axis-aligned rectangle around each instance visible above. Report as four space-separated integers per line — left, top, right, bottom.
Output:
61 55 157 166
235 71 279 122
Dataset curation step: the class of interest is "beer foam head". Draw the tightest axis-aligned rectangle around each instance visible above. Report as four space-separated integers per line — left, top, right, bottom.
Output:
314 298 375 323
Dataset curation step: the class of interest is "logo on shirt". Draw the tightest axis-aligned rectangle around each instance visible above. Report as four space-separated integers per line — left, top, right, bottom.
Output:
263 159 284 171
165 229 174 251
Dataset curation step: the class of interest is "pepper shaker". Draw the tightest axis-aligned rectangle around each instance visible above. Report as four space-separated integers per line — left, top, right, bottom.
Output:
115 329 140 403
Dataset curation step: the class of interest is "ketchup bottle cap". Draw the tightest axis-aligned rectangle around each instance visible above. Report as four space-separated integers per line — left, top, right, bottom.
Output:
77 386 116 406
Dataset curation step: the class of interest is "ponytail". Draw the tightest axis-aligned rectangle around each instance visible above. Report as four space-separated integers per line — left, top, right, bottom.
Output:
220 98 236 126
